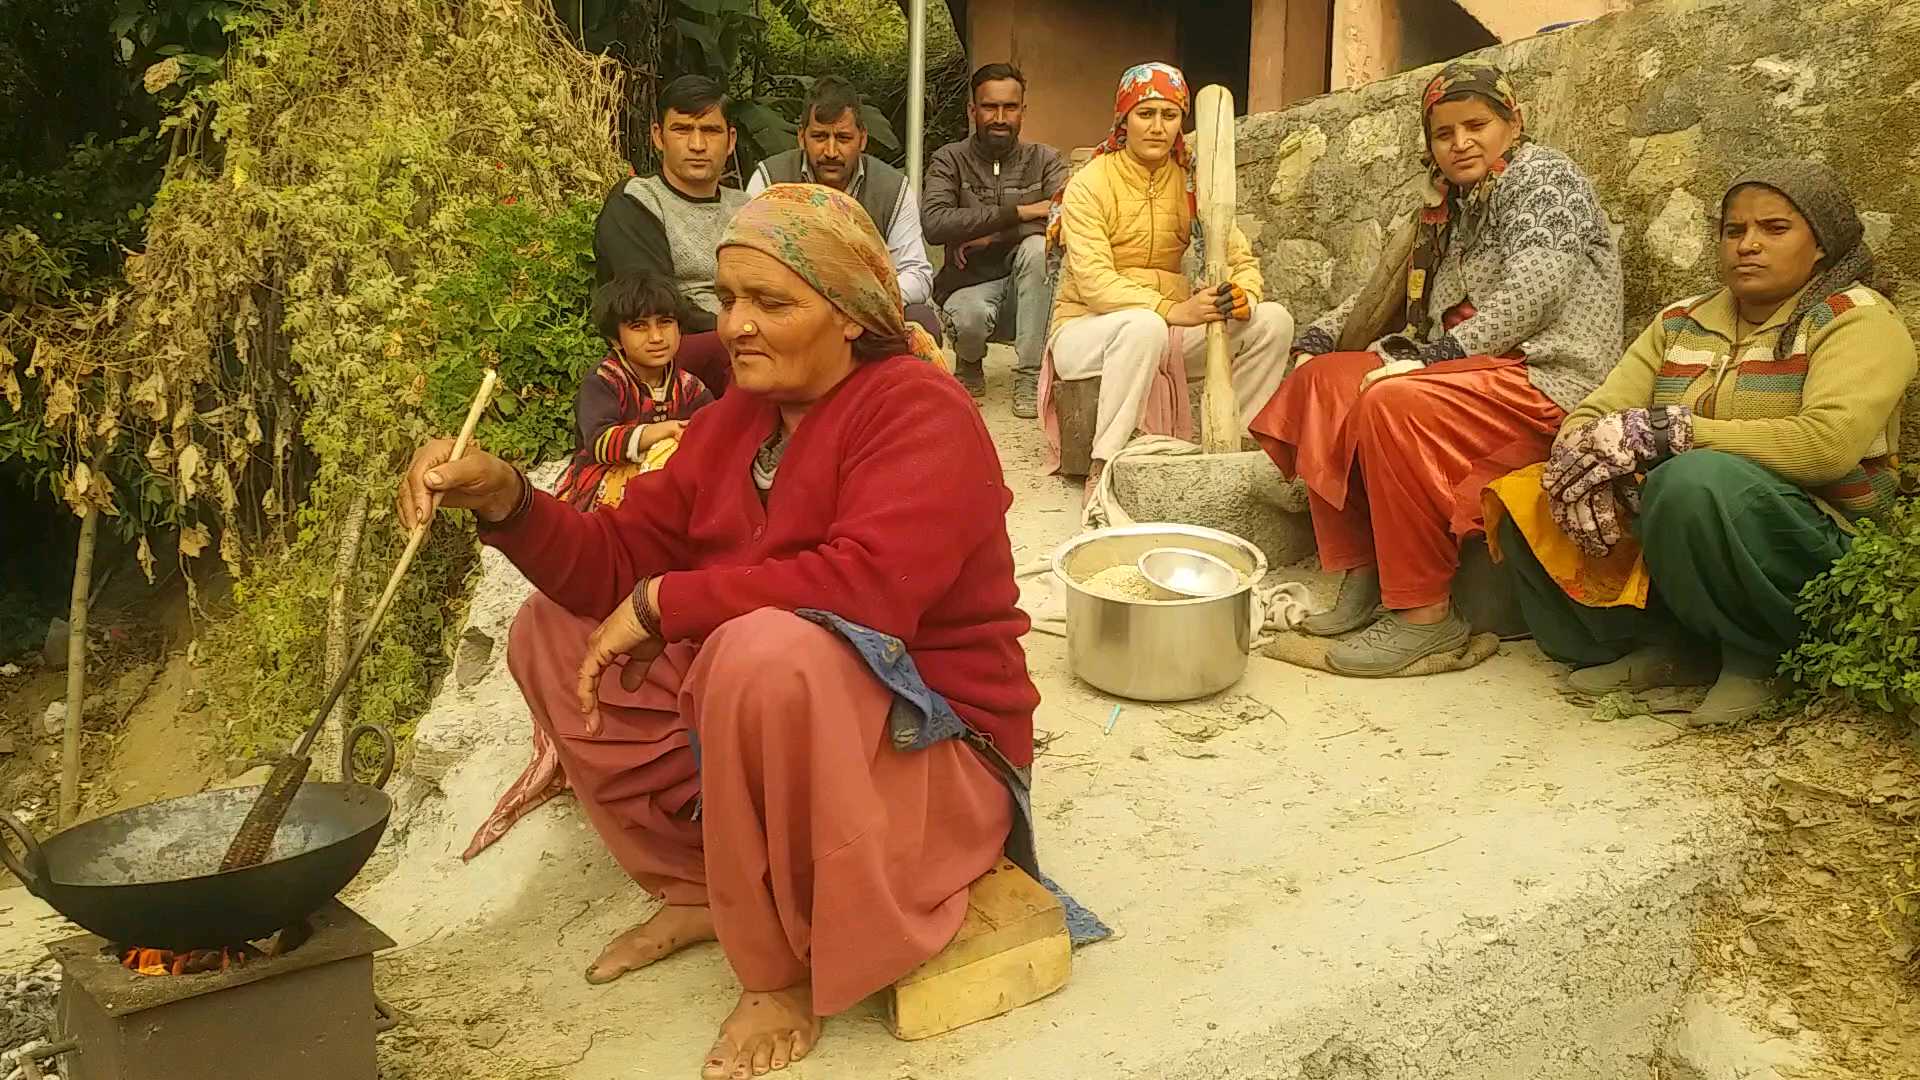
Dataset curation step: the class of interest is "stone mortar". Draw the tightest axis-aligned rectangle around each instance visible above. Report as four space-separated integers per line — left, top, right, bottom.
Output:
1110 450 1316 568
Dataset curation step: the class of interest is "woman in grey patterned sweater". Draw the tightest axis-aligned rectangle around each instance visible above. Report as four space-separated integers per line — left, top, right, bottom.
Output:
1250 58 1621 677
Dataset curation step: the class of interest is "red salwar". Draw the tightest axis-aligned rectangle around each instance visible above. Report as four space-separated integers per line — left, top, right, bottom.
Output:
494 593 1012 1015
1250 352 1564 609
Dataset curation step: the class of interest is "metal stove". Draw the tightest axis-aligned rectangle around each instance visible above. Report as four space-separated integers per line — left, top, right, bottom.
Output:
37 900 394 1080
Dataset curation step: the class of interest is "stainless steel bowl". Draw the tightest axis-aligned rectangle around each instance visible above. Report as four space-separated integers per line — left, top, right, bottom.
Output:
1053 523 1268 702
1138 547 1240 598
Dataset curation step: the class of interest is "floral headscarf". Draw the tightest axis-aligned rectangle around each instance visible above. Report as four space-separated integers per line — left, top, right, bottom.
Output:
1045 62 1203 284
719 183 946 368
1408 59 1529 339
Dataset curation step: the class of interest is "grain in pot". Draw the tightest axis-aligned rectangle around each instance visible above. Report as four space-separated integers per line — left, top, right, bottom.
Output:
1077 564 1167 602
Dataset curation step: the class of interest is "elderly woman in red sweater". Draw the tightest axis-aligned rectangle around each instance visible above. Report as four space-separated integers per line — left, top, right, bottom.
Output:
397 184 1038 1079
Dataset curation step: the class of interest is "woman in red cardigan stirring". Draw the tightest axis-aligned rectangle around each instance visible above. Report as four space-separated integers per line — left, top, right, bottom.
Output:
396 184 1038 1079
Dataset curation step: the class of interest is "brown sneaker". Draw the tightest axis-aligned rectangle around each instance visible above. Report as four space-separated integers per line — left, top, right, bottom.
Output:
1326 609 1471 677
956 361 986 397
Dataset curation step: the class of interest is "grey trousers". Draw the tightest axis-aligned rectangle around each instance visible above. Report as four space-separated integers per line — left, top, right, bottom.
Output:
941 235 1051 376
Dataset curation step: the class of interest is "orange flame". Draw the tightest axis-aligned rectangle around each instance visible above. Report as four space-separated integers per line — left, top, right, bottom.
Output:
119 946 251 977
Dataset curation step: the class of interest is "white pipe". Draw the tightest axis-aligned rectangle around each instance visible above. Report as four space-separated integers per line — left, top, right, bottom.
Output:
906 0 927 191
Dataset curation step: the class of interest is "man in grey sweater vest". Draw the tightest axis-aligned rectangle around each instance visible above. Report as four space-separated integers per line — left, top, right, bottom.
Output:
595 75 749 394
745 78 938 342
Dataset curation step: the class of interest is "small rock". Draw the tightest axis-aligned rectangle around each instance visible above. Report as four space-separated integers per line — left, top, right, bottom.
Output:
0 734 15 756
1130 746 1149 761
41 620 69 671
1766 999 1801 1032
465 1021 507 1050
454 627 495 689
181 689 209 714
0 664 20 678
217 765 274 790
40 701 66 738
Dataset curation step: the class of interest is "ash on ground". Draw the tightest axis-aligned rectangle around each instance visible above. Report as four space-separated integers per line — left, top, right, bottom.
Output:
0 969 59 1079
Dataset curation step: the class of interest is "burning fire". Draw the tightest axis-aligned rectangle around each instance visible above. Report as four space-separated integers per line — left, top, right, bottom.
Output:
120 946 255 977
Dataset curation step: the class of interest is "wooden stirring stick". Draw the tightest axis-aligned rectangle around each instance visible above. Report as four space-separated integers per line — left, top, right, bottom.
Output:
219 367 499 871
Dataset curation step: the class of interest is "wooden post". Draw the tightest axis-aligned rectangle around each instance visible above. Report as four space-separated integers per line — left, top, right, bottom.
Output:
318 490 372 778
1194 85 1240 455
60 505 99 826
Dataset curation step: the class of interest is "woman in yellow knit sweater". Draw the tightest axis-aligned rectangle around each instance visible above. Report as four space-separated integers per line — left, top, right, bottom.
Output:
1039 62 1294 492
1487 161 1916 726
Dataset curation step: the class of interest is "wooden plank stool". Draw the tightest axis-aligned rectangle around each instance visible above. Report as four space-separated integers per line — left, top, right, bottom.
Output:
1051 377 1101 478
883 859 1071 1040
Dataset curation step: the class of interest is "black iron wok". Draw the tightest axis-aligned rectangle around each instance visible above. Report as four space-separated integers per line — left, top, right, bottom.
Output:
0 727 394 950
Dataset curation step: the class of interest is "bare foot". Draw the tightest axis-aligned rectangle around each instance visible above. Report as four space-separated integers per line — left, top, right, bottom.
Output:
699 984 820 1079
583 904 716 985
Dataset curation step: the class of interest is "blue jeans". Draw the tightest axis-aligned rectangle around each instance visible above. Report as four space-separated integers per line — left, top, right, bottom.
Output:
941 234 1051 376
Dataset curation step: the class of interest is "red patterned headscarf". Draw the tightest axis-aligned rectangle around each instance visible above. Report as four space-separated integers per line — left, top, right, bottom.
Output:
1408 59 1528 338
1046 62 1200 282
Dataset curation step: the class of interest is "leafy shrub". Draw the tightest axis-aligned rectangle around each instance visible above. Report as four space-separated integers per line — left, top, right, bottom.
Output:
419 198 603 465
1783 499 1920 719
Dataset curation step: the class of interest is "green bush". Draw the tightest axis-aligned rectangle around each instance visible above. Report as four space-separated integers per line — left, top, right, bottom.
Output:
420 198 603 465
1783 499 1920 718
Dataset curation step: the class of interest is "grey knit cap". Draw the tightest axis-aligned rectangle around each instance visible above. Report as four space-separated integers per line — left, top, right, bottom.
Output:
1722 159 1875 359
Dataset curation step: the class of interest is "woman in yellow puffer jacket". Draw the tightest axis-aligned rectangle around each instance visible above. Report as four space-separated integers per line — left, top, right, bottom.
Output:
1042 62 1294 492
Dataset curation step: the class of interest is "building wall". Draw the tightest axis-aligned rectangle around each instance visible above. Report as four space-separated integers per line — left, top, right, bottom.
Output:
1453 0 1627 41
966 0 1178 152
1236 0 1920 454
1249 0 1333 112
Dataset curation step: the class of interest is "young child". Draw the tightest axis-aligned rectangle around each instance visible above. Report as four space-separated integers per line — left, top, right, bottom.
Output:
555 274 715 511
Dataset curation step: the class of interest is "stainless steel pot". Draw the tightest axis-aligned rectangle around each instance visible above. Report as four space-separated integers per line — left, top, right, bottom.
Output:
1053 523 1268 702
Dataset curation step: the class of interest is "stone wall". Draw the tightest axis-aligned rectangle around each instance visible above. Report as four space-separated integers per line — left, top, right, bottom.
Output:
1239 0 1920 454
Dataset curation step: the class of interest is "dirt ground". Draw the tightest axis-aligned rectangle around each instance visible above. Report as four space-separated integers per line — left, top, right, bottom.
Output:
1690 707 1920 1076
0 574 225 846
0 352 1914 1078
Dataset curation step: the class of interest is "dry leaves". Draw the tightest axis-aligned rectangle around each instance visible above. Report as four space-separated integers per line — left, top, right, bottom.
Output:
178 523 211 559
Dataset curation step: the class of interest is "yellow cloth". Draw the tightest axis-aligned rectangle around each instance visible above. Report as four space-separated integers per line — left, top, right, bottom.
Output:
1482 462 1650 609
1049 150 1263 337
594 436 680 510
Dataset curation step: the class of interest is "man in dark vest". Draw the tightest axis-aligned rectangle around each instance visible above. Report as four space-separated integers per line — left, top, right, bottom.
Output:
594 75 750 394
746 78 938 339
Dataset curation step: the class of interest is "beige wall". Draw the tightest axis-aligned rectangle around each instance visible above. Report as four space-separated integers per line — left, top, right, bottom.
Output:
1332 0 1631 89
967 0 1178 152
1331 0 1402 89
1453 0 1627 42
1249 0 1332 112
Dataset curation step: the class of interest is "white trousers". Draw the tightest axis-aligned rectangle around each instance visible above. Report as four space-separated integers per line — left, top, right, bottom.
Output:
1051 302 1295 463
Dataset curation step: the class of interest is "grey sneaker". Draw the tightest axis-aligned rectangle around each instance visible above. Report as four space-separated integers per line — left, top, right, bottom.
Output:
1012 373 1038 419
1689 647 1778 727
956 361 986 397
1326 610 1471 678
1301 568 1383 637
1567 645 1718 696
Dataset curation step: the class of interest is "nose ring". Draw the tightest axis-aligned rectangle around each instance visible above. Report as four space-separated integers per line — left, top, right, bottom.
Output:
740 321 759 335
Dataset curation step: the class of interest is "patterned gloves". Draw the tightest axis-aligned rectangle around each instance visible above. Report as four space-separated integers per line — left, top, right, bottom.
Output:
1542 406 1694 556
1375 332 1467 367
1295 326 1336 358
1213 282 1252 321
1544 407 1694 502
